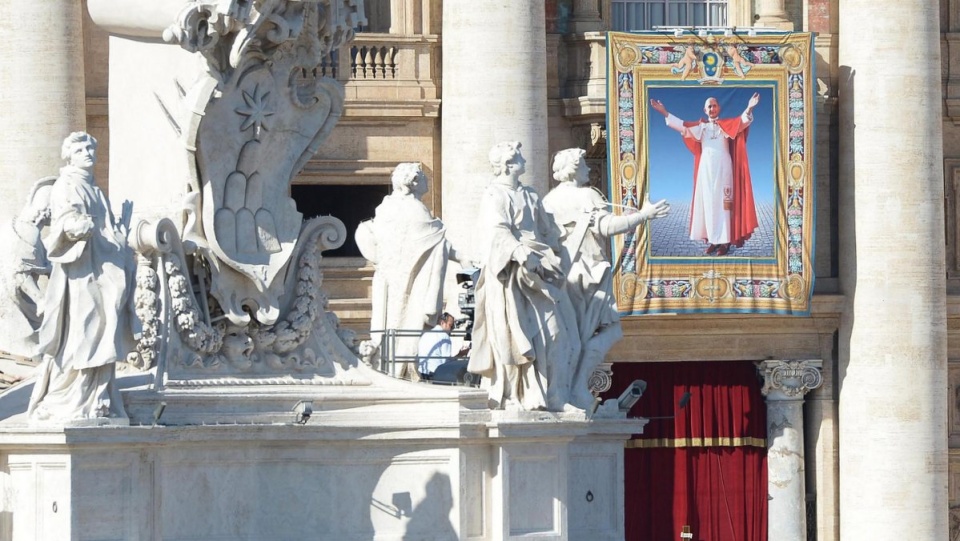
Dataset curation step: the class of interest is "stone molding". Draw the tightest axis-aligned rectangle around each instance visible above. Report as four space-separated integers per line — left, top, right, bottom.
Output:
759 359 823 399
945 159 960 280
943 33 960 125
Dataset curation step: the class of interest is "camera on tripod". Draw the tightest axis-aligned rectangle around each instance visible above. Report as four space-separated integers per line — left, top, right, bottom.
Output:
455 267 480 341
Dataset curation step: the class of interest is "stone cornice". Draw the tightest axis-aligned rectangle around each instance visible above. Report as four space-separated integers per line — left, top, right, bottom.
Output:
341 99 440 118
557 97 606 118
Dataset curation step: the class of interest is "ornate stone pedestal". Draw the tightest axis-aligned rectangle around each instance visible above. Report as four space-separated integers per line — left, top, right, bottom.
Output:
0 372 642 541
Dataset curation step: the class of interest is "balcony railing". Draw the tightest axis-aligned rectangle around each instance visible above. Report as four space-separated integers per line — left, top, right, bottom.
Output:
316 33 440 104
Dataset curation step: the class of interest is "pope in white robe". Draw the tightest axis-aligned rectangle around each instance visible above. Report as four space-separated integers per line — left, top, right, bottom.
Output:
651 94 761 255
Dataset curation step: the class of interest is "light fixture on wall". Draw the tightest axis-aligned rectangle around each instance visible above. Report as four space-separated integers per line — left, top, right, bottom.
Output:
152 401 167 426
652 26 690 38
617 379 647 412
294 400 313 424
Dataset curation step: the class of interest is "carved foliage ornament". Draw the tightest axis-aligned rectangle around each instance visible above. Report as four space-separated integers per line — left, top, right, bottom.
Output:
130 215 356 379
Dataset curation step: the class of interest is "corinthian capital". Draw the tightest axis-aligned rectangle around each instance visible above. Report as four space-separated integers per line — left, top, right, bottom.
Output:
758 360 823 399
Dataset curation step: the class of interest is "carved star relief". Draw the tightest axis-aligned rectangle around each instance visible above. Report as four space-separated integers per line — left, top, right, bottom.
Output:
236 85 275 139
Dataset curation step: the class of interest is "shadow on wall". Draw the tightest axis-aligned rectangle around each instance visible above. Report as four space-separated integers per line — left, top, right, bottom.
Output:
369 470 458 539
400 472 457 541
836 64 855 393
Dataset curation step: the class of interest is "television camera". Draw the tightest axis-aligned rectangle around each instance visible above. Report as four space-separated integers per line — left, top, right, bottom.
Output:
455 267 480 340
430 267 481 387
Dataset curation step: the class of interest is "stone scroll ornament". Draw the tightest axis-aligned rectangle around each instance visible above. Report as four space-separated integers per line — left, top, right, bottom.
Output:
126 0 367 383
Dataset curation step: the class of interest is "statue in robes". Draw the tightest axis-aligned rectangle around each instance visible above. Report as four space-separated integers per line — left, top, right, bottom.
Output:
468 141 581 411
25 132 134 422
542 148 669 410
356 163 461 379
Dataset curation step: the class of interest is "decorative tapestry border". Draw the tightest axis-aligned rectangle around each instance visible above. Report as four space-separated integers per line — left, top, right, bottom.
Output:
606 31 816 316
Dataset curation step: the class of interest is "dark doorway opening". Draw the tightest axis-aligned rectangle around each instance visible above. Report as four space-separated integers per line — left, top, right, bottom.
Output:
291 184 390 258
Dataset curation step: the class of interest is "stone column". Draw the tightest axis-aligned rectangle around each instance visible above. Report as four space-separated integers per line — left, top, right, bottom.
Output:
441 1 549 256
838 1 947 541
759 360 822 541
755 0 793 29
389 0 421 35
570 0 603 33
0 0 87 357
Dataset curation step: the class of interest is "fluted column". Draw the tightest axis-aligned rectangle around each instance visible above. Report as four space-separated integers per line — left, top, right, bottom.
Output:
441 1 549 255
755 0 793 29
0 0 87 357
838 1 947 540
759 360 822 541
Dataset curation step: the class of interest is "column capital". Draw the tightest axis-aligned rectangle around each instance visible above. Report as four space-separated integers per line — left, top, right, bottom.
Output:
759 360 823 399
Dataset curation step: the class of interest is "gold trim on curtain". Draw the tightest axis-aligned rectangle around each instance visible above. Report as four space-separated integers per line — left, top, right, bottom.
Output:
625 437 767 449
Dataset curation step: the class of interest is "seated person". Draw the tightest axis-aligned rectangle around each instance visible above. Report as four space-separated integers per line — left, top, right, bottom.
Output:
417 313 468 380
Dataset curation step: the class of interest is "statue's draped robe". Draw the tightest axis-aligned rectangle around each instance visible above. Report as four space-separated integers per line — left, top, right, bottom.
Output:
542 184 622 409
28 165 131 420
356 194 451 379
468 182 580 410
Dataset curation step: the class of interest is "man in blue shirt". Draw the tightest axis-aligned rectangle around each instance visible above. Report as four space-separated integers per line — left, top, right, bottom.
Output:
417 313 464 380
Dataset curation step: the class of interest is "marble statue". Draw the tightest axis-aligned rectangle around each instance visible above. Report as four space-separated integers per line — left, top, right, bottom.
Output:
542 148 669 410
356 163 460 378
24 132 134 422
468 141 581 411
10 176 56 331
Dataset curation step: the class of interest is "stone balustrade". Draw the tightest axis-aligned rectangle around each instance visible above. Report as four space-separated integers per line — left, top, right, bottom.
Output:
318 33 440 104
351 44 399 79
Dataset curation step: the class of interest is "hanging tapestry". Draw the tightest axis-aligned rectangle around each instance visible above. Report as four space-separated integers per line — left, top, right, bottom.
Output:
606 31 815 315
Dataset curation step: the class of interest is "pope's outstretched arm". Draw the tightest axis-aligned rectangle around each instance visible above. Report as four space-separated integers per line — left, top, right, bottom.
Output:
650 99 669 117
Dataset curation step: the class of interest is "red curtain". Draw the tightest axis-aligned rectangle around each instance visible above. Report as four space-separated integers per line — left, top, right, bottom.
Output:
602 361 767 541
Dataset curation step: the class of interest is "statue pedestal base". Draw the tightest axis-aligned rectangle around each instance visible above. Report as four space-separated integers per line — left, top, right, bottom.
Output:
0 371 644 540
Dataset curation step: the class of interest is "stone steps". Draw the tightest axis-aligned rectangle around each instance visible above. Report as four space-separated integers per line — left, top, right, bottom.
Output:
321 258 373 333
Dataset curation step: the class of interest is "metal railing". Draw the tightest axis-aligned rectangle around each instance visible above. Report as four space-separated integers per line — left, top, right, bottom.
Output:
371 328 475 386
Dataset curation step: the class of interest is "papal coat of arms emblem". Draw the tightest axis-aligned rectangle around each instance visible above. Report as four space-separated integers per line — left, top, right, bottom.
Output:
698 49 724 84
163 0 363 326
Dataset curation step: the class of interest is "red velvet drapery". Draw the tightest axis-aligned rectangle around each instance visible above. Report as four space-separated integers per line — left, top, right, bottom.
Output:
602 361 768 541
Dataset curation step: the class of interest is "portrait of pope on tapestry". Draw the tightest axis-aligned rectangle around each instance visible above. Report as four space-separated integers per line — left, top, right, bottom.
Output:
645 86 775 259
